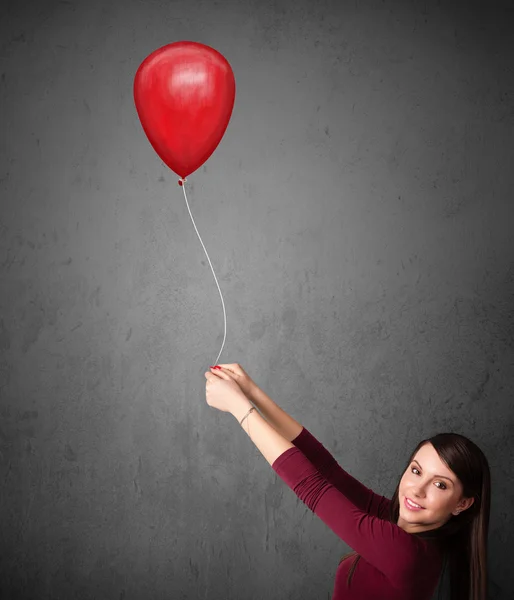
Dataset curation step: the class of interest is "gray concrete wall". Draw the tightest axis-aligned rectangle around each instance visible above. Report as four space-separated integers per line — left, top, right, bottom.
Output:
1 0 513 598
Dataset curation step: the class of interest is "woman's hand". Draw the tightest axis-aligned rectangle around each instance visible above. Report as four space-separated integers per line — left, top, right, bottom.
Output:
209 363 257 399
204 366 251 416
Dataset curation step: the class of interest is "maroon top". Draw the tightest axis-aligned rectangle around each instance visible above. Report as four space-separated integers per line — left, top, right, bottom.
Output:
271 427 443 599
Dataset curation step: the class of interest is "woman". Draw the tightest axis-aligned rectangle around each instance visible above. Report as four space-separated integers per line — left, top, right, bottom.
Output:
205 363 491 600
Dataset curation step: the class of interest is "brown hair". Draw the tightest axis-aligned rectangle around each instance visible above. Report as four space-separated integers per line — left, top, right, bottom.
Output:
338 432 491 600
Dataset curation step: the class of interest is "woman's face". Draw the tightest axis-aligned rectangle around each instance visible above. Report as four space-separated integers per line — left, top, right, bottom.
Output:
397 442 474 534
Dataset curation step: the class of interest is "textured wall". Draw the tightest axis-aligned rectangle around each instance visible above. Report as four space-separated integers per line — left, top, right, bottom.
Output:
1 0 513 598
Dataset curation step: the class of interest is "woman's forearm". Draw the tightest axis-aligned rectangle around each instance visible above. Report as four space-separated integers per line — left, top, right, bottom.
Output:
231 400 295 467
248 384 304 442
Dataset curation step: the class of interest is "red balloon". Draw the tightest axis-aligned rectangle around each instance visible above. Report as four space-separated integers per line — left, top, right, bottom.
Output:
134 41 236 179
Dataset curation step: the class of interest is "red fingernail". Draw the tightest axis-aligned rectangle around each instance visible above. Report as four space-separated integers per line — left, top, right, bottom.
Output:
209 366 216 369
214 365 222 370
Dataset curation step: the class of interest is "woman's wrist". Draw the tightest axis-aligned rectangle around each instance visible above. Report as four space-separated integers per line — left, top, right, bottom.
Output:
231 398 254 424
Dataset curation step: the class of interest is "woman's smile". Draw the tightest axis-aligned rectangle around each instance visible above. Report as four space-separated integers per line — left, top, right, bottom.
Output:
404 496 425 511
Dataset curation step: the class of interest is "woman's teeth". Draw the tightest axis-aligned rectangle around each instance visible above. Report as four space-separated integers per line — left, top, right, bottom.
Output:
405 497 424 510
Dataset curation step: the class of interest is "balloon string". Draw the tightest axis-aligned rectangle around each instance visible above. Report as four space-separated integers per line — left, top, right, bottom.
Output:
179 178 226 366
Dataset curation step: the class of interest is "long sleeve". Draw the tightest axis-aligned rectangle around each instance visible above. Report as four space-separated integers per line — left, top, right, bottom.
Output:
272 430 441 590
289 427 390 519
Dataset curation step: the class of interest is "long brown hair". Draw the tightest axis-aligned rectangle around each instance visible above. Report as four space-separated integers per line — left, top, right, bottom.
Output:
338 432 491 600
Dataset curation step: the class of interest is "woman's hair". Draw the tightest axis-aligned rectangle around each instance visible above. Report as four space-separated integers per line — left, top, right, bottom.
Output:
338 432 491 600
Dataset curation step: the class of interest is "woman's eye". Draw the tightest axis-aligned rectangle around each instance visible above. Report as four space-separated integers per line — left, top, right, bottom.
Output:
411 467 446 489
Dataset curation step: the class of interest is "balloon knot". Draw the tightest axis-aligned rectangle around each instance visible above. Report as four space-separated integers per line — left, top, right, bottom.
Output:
178 177 187 187
178 180 183 186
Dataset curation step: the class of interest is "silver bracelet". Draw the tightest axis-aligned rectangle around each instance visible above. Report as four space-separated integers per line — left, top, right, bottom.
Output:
240 406 256 426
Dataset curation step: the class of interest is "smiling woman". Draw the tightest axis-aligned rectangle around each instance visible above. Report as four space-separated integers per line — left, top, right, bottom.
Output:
337 433 490 600
207 364 491 600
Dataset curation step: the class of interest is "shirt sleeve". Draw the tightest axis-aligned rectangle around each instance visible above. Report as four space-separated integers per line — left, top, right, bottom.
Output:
272 444 429 587
290 427 390 519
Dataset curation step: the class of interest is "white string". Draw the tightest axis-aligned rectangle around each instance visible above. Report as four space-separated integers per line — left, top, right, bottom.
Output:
179 178 226 366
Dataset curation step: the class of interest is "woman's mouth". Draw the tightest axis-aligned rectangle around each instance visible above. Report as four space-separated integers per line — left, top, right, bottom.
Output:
404 497 425 511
